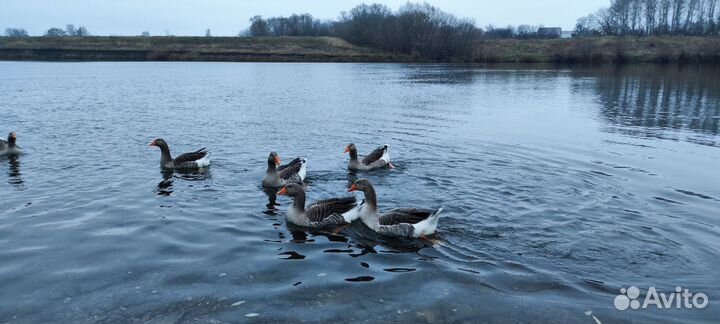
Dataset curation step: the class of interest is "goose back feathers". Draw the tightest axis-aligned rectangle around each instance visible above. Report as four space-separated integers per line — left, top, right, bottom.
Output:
278 184 357 228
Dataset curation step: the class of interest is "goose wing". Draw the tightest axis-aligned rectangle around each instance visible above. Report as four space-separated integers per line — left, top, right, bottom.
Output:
0 139 6 151
305 196 357 222
361 145 387 165
379 208 435 225
173 148 207 164
278 158 302 180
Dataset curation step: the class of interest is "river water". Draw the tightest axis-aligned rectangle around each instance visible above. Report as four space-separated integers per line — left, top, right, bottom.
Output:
1 62 719 323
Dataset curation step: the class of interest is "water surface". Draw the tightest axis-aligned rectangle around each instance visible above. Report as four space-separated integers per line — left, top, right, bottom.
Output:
1 62 719 323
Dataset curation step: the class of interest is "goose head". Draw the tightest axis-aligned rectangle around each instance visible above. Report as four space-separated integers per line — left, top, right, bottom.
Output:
344 143 356 154
277 183 304 197
8 132 17 146
268 152 281 166
348 178 373 192
148 138 168 149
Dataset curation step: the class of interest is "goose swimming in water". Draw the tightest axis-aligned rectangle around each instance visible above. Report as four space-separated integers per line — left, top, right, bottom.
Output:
0 132 21 156
262 152 307 188
148 138 210 169
344 143 393 171
347 178 442 238
277 183 359 228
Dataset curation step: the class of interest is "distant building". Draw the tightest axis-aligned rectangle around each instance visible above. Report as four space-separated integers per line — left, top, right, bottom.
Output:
537 27 562 39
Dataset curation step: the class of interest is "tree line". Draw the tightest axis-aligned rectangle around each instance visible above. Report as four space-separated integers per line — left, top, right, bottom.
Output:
4 24 90 37
45 24 90 36
246 3 480 61
576 0 720 36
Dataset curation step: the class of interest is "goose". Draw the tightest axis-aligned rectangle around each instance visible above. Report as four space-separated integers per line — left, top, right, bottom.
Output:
344 143 393 171
277 183 359 228
0 132 21 156
148 138 210 169
347 178 442 238
262 152 307 188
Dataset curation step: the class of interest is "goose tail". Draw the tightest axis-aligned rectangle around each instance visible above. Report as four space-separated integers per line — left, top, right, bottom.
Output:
412 207 443 237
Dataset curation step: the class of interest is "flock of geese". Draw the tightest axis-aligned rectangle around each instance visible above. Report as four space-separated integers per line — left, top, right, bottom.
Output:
149 137 443 239
3 133 442 239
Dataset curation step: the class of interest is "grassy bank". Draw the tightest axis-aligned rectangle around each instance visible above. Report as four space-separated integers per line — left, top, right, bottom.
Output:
1 36 719 63
0 36 407 62
473 36 720 63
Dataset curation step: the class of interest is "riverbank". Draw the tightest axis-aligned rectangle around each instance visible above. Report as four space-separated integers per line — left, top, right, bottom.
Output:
1 36 719 63
475 36 720 63
0 36 406 62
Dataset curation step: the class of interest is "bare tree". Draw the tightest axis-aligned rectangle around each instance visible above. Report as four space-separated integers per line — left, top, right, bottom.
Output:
45 27 66 36
630 0 644 33
66 24 77 36
4 28 29 37
576 14 602 35
580 0 720 35
685 0 699 31
76 26 89 36
645 0 658 34
248 16 269 36
708 0 719 32
671 0 686 33
658 0 672 32
596 7 620 34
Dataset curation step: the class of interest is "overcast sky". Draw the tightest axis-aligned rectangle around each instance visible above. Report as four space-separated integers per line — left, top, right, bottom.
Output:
1 0 609 36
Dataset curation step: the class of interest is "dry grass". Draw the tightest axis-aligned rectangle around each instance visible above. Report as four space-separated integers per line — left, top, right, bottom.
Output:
1 36 719 63
474 36 720 63
0 36 408 62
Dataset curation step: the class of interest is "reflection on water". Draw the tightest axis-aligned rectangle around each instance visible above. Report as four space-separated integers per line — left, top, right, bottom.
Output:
401 65 479 85
6 155 24 190
590 65 720 143
156 169 174 196
155 168 212 196
1 62 718 323
262 187 279 214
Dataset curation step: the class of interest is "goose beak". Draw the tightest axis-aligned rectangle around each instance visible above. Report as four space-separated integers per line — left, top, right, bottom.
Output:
148 140 156 147
347 184 357 192
344 146 349 153
274 156 281 166
277 187 287 195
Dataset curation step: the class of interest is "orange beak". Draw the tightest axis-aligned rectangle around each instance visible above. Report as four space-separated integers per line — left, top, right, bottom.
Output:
277 187 287 195
347 184 357 192
274 156 281 166
344 146 350 153
148 140 156 147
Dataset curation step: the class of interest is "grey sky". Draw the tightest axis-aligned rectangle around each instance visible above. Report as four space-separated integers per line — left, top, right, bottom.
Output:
1 0 609 36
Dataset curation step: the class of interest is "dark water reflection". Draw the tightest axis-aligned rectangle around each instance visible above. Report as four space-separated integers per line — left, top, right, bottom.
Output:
155 168 212 196
0 62 718 323
5 155 24 190
589 64 720 142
